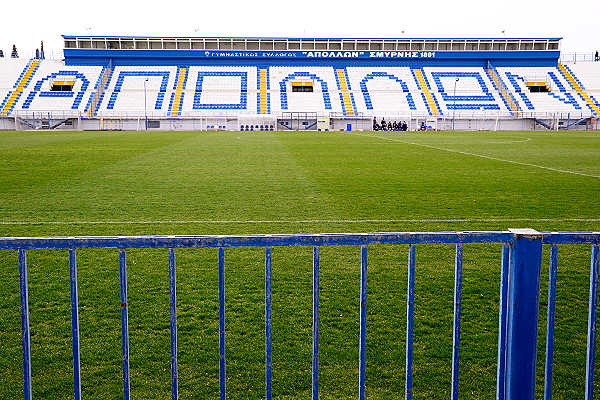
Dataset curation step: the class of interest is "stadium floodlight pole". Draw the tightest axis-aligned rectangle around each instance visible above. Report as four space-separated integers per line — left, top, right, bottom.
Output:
452 78 459 130
144 78 148 131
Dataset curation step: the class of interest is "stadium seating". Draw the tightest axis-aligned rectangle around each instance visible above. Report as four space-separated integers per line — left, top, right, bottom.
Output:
270 67 339 114
346 67 426 114
2 58 599 119
496 66 586 114
1 60 102 114
0 58 30 91
182 66 257 116
422 67 505 115
562 63 600 111
567 63 600 91
97 66 177 117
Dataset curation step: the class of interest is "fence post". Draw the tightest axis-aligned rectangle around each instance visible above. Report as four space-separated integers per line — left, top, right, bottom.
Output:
18 249 32 400
503 229 543 400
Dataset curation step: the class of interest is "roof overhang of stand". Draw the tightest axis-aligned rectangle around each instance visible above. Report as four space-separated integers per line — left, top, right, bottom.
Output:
62 36 562 67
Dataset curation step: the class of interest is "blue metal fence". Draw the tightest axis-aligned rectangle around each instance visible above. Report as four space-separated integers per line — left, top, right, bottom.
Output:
1 229 599 400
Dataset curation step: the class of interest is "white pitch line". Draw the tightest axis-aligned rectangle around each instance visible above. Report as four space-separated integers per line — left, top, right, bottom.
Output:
486 136 532 143
348 132 600 179
1 218 599 226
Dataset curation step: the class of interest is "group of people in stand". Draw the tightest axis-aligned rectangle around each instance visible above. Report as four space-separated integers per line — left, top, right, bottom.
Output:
373 118 428 131
372 117 409 131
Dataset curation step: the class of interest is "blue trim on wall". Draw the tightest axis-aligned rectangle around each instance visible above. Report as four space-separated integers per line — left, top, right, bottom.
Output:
64 49 560 68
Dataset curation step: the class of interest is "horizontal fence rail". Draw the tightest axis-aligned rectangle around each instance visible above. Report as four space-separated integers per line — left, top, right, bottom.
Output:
1 229 599 400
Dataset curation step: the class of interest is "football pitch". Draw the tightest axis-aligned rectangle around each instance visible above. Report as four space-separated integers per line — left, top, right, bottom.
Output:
0 129 599 399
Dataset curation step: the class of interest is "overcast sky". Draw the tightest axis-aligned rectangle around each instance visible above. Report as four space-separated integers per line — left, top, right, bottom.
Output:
1 0 598 59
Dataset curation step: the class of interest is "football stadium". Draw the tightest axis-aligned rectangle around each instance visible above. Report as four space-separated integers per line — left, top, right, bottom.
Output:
0 35 599 400
1 35 599 131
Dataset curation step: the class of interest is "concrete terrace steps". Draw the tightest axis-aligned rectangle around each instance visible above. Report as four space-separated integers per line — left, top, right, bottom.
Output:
170 67 188 117
412 68 440 117
336 68 355 117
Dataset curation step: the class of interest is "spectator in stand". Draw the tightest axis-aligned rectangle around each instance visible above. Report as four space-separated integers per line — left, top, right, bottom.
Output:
374 117 383 131
11 45 18 58
595 50 599 61
0 50 4 58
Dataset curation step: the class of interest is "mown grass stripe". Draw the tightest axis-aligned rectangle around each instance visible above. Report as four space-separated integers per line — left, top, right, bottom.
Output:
349 132 600 179
2 218 600 226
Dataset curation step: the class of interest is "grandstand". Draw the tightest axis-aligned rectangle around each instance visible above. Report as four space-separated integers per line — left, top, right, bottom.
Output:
0 35 599 131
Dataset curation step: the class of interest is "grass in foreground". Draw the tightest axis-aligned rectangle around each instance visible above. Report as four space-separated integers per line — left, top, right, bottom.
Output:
0 130 598 399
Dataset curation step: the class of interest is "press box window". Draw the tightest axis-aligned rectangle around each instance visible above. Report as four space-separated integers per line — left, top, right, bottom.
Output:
51 80 75 91
291 81 314 92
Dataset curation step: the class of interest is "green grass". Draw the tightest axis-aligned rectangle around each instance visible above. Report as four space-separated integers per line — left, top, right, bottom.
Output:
0 129 598 399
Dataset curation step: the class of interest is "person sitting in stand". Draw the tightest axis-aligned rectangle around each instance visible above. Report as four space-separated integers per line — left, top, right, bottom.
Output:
419 122 427 131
